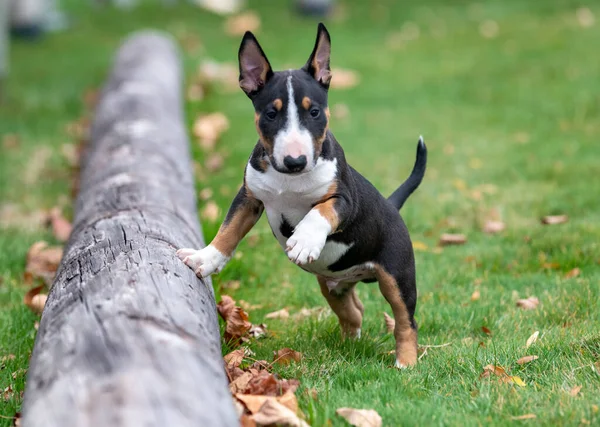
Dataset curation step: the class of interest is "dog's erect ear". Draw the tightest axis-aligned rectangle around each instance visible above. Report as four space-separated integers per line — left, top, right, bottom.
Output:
303 23 332 89
238 31 274 97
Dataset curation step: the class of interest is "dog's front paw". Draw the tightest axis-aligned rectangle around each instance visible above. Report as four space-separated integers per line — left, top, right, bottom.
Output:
176 245 230 278
285 231 326 265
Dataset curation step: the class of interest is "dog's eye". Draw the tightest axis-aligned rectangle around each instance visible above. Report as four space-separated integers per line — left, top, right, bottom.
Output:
310 108 320 118
265 110 277 120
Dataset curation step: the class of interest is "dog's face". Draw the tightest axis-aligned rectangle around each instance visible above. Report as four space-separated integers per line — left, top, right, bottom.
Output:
238 24 332 174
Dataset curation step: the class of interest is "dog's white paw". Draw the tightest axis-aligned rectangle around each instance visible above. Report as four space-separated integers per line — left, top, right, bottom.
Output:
176 245 230 278
285 231 326 265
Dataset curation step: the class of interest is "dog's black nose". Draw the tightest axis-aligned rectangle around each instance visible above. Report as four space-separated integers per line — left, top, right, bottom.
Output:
283 155 307 172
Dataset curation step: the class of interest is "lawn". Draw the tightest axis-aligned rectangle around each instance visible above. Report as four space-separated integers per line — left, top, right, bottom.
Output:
1 0 600 425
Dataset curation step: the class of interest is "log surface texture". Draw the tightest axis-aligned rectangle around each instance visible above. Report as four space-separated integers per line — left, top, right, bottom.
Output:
22 31 237 427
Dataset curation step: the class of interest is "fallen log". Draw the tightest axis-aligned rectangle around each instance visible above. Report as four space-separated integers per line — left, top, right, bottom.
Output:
22 31 237 427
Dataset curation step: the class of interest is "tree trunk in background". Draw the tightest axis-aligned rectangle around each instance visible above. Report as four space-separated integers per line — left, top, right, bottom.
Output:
22 31 237 427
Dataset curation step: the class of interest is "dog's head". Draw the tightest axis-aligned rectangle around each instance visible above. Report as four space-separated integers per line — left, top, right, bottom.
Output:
238 23 332 174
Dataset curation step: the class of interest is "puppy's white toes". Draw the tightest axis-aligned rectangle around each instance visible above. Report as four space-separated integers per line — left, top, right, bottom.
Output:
177 245 230 278
395 359 408 369
177 248 196 260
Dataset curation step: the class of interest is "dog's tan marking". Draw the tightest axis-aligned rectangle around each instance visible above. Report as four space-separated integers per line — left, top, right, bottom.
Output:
318 277 363 337
315 181 340 231
302 96 311 110
375 265 418 367
212 195 262 257
273 98 283 111
325 107 330 120
255 112 273 153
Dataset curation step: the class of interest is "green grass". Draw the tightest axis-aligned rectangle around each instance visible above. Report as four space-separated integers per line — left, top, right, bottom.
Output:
1 0 600 425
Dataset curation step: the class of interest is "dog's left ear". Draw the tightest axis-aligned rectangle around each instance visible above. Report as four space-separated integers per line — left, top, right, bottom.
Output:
303 23 332 89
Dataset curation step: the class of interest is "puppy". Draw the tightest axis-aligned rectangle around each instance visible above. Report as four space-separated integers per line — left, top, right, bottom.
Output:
178 23 427 368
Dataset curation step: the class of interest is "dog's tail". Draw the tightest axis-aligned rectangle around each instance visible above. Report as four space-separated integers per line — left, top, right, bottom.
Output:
387 136 427 210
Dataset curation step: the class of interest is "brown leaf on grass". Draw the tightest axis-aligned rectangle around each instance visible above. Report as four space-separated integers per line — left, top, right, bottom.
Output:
517 355 538 365
511 414 536 420
230 371 254 394
541 215 568 225
565 268 581 279
193 113 229 150
249 323 268 339
330 69 360 90
244 370 299 396
0 204 47 231
13 411 21 426
480 364 507 379
199 188 214 201
224 349 245 368
2 385 14 402
516 297 539 310
205 153 225 172
569 385 582 397
252 397 309 427
25 241 63 284
217 295 236 320
332 103 350 120
221 280 240 291
224 11 261 36
24 147 52 185
2 134 20 150
225 307 252 343
483 220 505 234
481 326 492 335
439 233 467 246
265 308 289 320
202 201 220 223
576 7 595 28
274 348 302 366
24 286 47 315
60 143 80 168
383 312 395 333
292 306 328 321
471 290 481 301
187 83 205 102
526 331 539 348
198 60 239 91
48 207 72 242
336 407 382 427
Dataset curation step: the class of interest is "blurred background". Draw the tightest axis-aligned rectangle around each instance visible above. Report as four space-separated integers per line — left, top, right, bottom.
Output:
1 1 599 425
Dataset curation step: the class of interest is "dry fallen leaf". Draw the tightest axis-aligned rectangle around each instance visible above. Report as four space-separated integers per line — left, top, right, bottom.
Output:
526 331 539 348
516 297 539 310
225 307 252 344
244 370 299 397
383 312 395 333
230 371 254 394
471 290 481 301
25 241 63 284
23 285 47 315
439 233 467 246
517 355 538 365
193 113 229 149
249 323 268 339
336 407 382 427
48 207 72 242
205 153 225 172
479 20 499 38
332 103 350 120
481 326 492 335
480 364 507 379
225 11 261 36
2 133 20 149
224 349 245 368
202 201 220 223
569 385 582 397
199 188 214 201
576 7 595 28
60 143 80 167
252 397 309 427
2 385 14 402
565 268 581 279
218 295 236 320
330 69 360 90
198 60 239 92
274 348 303 366
265 308 289 320
483 220 505 234
541 215 568 225
511 414 536 420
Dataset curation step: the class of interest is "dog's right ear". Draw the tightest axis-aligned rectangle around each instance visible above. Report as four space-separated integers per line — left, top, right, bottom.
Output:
238 32 273 97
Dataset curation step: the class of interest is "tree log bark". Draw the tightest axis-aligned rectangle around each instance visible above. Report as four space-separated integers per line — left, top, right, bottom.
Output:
22 32 237 427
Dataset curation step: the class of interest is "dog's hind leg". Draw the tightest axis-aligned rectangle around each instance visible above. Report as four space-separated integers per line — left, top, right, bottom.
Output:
318 277 363 339
375 265 418 368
